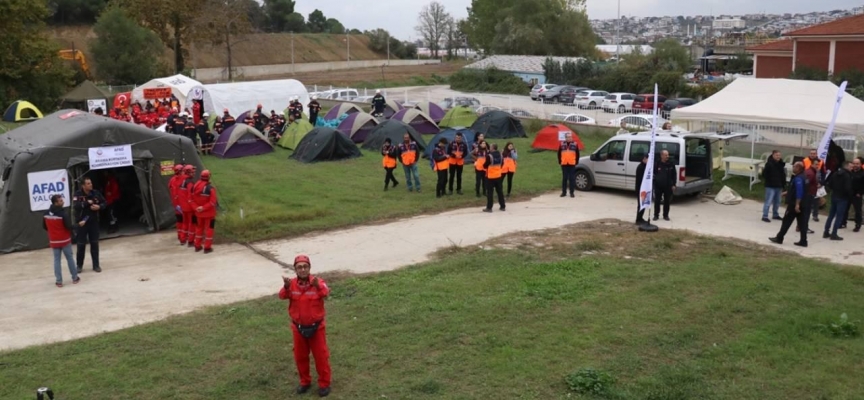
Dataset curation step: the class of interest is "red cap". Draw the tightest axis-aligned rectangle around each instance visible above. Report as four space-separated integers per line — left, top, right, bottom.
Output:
200 170 211 180
294 254 311 266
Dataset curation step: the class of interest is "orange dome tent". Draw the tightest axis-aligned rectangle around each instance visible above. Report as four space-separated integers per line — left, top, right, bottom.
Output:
532 124 584 151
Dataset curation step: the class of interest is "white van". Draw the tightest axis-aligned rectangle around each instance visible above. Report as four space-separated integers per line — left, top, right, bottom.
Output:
574 131 748 196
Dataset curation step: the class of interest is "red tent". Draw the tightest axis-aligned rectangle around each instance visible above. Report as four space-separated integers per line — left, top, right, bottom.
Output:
532 124 584 151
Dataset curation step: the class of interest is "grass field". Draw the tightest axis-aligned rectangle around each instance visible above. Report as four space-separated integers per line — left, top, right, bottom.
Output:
3 221 862 399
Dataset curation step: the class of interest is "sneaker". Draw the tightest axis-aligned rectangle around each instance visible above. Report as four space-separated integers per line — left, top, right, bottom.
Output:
769 237 783 245
653 216 659 221
772 216 782 221
830 235 844 241
56 282 63 288
204 248 213 254
794 241 808 247
560 193 566 197
762 217 771 223
663 216 670 221
814 216 820 222
482 208 492 213
296 385 311 394
318 387 331 397
73 277 81 284
93 267 102 273
855 227 861 233
570 193 575 198
499 207 506 211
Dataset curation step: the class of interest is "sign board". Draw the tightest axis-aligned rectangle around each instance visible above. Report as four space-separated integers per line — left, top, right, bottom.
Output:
27 170 71 212
160 160 175 176
558 130 569 141
144 88 173 99
87 98 107 113
88 145 133 170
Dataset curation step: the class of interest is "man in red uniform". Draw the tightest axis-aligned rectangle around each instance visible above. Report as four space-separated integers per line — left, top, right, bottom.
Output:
191 170 218 253
103 172 121 234
279 255 332 397
178 165 197 247
168 164 185 243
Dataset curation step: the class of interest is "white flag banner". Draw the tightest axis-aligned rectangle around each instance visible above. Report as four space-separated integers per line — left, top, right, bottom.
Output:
817 81 848 163
88 145 133 170
639 84 660 212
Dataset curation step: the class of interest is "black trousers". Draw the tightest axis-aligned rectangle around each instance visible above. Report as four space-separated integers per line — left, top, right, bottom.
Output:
486 177 505 210
636 197 646 223
76 222 100 269
436 169 448 196
384 167 398 188
654 186 673 218
475 170 486 196
506 172 514 195
309 114 318 126
777 205 809 244
561 165 576 194
845 196 863 227
448 164 463 192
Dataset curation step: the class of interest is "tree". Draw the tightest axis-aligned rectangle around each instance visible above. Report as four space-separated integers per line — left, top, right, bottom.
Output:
90 7 165 84
195 0 254 81
284 12 306 33
349 28 362 35
243 0 269 32
365 29 390 53
48 0 109 24
325 18 345 34
264 0 295 32
416 1 450 58
651 39 691 72
306 9 327 33
115 0 204 73
0 0 72 111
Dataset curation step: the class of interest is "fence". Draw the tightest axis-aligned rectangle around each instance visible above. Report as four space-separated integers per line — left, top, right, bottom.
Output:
95 84 137 95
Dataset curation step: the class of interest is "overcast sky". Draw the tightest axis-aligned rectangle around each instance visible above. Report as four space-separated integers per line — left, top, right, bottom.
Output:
293 1 862 41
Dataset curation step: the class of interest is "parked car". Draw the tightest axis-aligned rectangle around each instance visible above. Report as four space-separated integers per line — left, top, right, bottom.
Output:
316 88 359 101
601 93 636 113
607 115 685 132
631 94 668 114
661 98 698 118
530 84 557 101
540 86 588 103
439 97 481 110
558 86 590 104
550 113 596 125
574 90 609 109
504 108 536 118
475 106 501 115
573 131 748 195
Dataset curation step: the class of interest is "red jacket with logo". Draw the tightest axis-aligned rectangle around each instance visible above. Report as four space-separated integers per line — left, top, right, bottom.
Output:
178 176 196 213
279 276 330 326
43 206 73 248
104 176 120 205
168 174 184 208
191 180 218 219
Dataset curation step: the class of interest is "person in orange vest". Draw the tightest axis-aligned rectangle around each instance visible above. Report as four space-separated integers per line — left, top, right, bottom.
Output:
222 108 236 130
472 140 489 198
502 142 518 198
191 170 218 253
447 132 468 195
397 133 421 192
168 164 186 244
558 132 580 198
381 138 400 191
432 138 450 198
102 171 121 234
178 165 197 247
43 195 80 287
803 149 826 222
483 143 506 212
279 255 332 397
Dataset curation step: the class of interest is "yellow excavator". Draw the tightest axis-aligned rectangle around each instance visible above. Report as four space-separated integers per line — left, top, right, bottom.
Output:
58 49 91 79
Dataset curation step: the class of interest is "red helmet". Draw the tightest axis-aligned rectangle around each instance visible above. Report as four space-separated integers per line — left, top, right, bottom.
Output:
173 164 184 174
200 170 211 180
183 165 195 174
294 254 311 267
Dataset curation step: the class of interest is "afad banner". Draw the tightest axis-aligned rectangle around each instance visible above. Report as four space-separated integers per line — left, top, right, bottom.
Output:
27 169 71 212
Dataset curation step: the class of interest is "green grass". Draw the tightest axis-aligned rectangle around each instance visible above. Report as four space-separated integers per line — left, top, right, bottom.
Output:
205 128 613 243
3 223 863 399
0 121 23 134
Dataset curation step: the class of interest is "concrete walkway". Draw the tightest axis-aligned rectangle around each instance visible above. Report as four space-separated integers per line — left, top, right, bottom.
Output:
1 191 862 351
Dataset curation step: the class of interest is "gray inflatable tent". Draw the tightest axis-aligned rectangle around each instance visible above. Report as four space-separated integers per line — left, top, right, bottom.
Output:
0 110 204 253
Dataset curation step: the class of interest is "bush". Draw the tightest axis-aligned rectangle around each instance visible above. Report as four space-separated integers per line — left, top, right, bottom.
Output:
817 313 860 338
90 7 167 84
449 67 528 95
564 367 615 396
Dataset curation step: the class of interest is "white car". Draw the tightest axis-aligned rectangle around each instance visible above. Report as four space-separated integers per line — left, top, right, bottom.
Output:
608 115 685 132
530 84 557 100
503 108 536 118
601 92 636 113
574 90 609 109
550 113 596 125
475 106 501 115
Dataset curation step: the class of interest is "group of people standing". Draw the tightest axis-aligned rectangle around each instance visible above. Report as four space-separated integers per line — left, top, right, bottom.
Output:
168 164 219 253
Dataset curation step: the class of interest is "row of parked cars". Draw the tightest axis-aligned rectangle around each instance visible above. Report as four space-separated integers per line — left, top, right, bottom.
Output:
529 84 698 117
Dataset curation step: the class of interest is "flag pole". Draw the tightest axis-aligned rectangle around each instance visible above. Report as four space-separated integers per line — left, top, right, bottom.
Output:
817 81 847 182
639 83 660 232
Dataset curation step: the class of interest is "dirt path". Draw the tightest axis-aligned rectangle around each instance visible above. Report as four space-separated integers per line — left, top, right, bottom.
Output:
2 191 862 351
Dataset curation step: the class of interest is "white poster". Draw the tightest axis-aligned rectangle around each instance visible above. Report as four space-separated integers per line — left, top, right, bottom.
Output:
558 130 569 141
88 145 133 170
87 98 107 113
639 84 660 212
27 170 71 212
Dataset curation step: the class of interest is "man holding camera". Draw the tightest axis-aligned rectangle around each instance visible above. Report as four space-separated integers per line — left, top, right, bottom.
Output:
74 177 106 273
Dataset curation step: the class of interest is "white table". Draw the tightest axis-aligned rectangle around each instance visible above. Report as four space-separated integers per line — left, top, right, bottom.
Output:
722 157 764 190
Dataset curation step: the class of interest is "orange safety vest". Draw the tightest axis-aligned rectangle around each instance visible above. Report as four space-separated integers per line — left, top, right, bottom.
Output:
503 157 517 174
486 153 503 179
560 142 577 166
449 142 466 166
400 144 417 165
382 155 397 168
474 150 488 171
803 158 823 171
434 149 449 171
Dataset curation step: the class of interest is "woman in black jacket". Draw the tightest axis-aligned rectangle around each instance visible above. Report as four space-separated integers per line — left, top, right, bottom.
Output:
761 150 786 222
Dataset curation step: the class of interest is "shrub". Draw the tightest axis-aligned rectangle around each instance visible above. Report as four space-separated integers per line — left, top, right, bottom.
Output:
564 367 615 396
817 313 860 338
449 67 528 95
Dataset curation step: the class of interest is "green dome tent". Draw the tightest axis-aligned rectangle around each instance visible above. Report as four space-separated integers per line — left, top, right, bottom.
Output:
439 105 477 128
290 127 363 163
278 119 315 150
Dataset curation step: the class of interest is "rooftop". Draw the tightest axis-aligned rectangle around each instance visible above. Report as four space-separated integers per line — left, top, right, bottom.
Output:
784 13 864 36
465 55 585 74
745 39 794 52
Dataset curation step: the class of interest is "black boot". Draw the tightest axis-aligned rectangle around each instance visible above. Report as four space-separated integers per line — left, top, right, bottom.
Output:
296 385 311 394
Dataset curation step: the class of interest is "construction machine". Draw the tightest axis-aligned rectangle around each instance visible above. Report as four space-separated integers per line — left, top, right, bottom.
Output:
58 49 91 79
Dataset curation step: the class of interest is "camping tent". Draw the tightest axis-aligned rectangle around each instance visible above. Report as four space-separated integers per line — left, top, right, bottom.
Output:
324 103 363 120
203 79 309 118
60 81 110 111
470 110 527 139
277 120 315 149
532 124 584 151
131 74 202 109
439 106 478 128
362 120 427 151
413 101 445 123
212 124 274 158
0 110 204 253
336 112 380 143
424 128 477 162
291 127 363 163
381 98 403 118
391 109 440 135
3 101 43 122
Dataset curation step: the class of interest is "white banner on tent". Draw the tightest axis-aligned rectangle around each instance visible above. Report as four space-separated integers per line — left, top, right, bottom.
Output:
87 98 107 113
88 145 133 170
27 169 71 212
817 81 848 162
639 84 660 212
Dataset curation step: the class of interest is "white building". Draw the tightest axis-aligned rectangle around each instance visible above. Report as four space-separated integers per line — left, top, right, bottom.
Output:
712 18 746 30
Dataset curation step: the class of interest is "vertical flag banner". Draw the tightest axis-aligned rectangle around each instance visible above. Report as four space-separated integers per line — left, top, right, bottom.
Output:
639 84 659 211
817 81 847 162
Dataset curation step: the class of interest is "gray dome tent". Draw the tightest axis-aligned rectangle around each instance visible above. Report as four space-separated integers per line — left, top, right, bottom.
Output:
0 110 204 253
469 110 527 139
290 127 363 163
362 120 427 151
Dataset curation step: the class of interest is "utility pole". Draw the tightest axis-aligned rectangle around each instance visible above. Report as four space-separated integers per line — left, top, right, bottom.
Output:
616 0 621 63
387 32 390 62
347 32 350 62
291 31 295 73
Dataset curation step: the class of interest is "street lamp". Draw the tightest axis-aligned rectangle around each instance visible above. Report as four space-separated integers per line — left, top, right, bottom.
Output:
346 32 350 62
616 0 621 63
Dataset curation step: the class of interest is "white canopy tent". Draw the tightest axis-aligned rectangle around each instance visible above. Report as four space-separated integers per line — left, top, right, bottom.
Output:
203 79 309 117
131 74 203 108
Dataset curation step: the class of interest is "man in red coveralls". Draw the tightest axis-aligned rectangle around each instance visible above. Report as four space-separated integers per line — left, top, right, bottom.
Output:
279 255 332 397
191 170 217 253
102 172 121 233
168 164 185 243
178 165 197 247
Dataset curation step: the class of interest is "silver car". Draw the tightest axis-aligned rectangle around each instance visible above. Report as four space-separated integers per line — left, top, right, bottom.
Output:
530 84 557 101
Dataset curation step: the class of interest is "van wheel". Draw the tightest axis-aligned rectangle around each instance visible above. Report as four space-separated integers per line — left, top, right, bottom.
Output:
574 170 593 191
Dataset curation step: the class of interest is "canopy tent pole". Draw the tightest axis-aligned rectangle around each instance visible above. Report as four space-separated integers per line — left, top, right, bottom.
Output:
750 125 756 191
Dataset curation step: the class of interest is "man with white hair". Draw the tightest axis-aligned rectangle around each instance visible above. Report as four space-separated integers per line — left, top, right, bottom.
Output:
308 95 321 126
371 89 386 117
